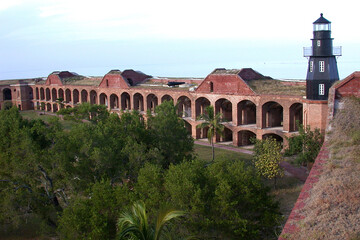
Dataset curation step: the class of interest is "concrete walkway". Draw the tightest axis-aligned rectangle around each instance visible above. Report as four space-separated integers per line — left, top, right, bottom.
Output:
194 140 309 182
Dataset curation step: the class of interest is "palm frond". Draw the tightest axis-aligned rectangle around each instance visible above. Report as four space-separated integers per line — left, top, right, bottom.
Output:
154 209 185 240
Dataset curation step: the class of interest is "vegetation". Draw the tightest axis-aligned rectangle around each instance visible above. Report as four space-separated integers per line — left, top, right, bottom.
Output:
117 201 185 240
0 103 282 239
196 105 224 162
252 137 284 187
285 123 324 166
289 97 360 239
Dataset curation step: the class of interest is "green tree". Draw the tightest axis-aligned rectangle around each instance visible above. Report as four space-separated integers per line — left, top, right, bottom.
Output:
196 105 224 161
285 123 324 166
252 137 284 187
147 101 194 168
57 102 109 123
117 201 185 240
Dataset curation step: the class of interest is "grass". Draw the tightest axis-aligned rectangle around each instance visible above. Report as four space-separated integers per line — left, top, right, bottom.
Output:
289 97 360 239
194 144 253 163
20 110 75 130
247 79 306 96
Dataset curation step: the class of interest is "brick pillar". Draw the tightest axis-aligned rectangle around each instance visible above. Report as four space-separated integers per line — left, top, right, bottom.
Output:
283 105 290 132
233 101 238 126
256 103 263 129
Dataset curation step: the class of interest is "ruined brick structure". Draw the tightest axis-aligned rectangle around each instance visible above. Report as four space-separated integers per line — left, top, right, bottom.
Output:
1 67 346 146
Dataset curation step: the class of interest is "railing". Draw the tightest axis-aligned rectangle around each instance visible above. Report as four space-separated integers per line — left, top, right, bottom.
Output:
303 46 342 57
303 47 312 57
333 46 342 56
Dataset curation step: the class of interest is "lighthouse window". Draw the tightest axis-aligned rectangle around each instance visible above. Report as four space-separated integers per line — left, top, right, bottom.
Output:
309 61 314 72
317 40 321 47
319 61 325 72
319 84 325 95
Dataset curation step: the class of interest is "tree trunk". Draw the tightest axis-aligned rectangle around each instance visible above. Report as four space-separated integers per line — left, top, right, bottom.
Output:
211 137 215 162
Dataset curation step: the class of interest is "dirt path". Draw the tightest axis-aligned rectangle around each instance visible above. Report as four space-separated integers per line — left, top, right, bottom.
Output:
194 140 309 182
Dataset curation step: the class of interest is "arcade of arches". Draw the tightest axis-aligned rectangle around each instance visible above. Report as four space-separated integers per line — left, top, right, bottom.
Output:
30 86 305 147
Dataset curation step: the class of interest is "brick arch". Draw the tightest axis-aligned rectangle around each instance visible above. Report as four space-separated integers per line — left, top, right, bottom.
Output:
147 94 158 112
35 87 39 100
262 101 283 128
237 100 256 126
133 92 144 111
81 89 88 103
52 88 57 101
90 90 97 104
45 88 51 101
58 89 64 101
110 93 119 109
262 133 283 143
65 89 71 103
2 88 12 100
121 92 131 110
215 98 232 122
289 102 303 132
195 97 210 118
161 94 174 103
40 87 45 100
99 93 108 107
73 89 79 104
216 126 233 143
237 130 256 146
196 123 209 139
177 95 191 118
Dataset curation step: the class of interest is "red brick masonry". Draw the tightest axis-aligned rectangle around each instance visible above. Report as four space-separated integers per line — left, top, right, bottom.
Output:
279 143 329 239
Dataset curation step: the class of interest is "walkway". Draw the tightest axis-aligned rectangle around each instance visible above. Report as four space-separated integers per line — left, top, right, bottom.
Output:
194 140 308 182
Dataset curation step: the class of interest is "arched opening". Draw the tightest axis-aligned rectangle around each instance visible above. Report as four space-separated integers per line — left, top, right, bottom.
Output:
121 92 131 110
215 98 232 122
35 87 39 100
196 124 209 139
3 88 12 100
161 94 173 103
53 103 58 113
29 88 33 100
262 101 283 128
45 88 51 101
147 94 158 113
238 130 256 146
237 100 256 125
65 89 71 103
110 94 119 109
52 88 57 102
58 89 64 101
46 103 51 112
263 133 283 144
183 120 192 135
133 93 144 111
81 90 88 103
289 103 303 132
99 93 108 107
177 96 191 118
90 90 97 104
216 126 233 143
73 89 79 104
195 97 210 118
40 88 45 100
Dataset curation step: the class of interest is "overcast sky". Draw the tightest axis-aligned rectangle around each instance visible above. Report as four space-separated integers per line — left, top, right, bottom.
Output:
1 0 359 80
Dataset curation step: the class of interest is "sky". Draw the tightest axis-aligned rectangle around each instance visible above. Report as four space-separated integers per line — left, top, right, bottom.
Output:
1 0 359 80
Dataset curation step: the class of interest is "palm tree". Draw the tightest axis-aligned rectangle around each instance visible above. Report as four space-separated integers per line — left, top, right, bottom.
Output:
196 105 224 162
117 201 185 240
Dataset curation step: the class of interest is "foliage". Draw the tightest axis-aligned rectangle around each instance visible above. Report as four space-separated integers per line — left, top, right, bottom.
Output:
57 102 109 123
57 179 132 240
285 123 324 165
196 105 224 161
252 137 284 187
164 158 281 239
147 101 194 168
117 201 185 240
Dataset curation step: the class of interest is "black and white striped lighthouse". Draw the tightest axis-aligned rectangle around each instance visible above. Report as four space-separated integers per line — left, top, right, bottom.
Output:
304 13 341 100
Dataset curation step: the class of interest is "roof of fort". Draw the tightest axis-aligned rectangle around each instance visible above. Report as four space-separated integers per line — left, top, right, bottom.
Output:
0 68 306 96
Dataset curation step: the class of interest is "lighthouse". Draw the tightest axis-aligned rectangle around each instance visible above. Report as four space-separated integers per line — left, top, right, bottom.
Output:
304 13 341 100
